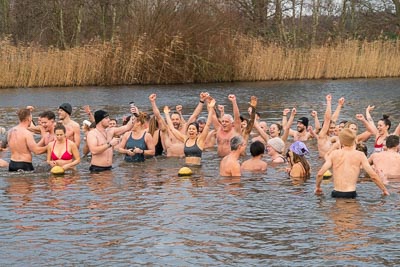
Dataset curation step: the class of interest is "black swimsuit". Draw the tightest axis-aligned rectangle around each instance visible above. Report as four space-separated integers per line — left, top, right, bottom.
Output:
184 138 202 158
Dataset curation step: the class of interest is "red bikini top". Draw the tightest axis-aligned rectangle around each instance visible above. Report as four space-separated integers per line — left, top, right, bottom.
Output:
51 139 73 160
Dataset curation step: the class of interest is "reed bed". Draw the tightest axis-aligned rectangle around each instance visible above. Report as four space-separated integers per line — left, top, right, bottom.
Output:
0 36 399 88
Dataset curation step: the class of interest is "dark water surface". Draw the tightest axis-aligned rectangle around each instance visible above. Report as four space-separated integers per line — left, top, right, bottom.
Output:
0 79 400 266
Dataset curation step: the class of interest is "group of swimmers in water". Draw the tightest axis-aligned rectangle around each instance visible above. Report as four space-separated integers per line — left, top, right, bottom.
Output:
0 92 399 199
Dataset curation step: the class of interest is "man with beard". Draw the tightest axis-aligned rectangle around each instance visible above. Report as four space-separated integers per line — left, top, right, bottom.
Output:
37 111 56 147
282 108 313 142
58 103 81 148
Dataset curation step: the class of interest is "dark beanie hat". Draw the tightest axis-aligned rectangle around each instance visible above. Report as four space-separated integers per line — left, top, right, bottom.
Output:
59 103 72 115
94 110 109 124
297 117 309 127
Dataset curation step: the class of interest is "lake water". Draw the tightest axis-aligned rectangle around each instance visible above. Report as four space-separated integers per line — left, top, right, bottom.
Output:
0 78 400 266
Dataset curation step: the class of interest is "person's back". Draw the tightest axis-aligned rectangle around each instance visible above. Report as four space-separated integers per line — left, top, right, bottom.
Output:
220 136 245 176
368 135 400 179
316 128 389 198
241 141 267 172
329 148 365 192
8 125 32 162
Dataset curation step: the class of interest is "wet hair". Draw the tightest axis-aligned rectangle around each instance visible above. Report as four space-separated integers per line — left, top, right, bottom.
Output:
54 123 66 133
39 110 56 120
187 122 199 133
356 142 368 156
250 141 265 157
136 112 147 125
148 116 159 136
380 114 391 130
17 108 31 122
286 150 311 178
230 136 243 151
386 135 399 149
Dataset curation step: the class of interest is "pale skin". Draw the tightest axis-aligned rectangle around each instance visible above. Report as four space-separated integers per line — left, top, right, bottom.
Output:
58 108 81 148
47 129 80 170
220 142 246 176
368 146 400 180
164 98 215 165
317 94 333 158
315 144 389 196
241 154 267 172
87 111 135 167
37 116 56 147
282 108 312 142
8 114 47 163
118 120 155 159
213 94 242 157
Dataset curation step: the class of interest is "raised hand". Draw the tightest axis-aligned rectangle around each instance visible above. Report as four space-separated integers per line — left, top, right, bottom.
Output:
249 96 257 108
149 93 157 102
163 106 170 114
283 108 291 116
228 94 236 102
311 110 318 117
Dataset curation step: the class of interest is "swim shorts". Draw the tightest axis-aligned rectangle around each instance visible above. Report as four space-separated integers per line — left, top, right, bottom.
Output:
331 190 357 199
89 165 112 173
9 160 34 172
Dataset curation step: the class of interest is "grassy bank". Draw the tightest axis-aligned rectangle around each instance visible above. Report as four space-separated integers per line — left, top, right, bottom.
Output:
0 36 399 88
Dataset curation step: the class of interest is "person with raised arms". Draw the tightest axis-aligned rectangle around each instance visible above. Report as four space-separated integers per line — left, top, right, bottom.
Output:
164 97 215 166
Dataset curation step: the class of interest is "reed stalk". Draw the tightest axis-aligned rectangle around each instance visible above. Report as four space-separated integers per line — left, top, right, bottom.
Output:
0 36 399 88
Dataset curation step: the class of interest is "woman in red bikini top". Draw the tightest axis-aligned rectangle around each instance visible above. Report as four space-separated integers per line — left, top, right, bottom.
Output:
47 123 80 171
367 107 391 153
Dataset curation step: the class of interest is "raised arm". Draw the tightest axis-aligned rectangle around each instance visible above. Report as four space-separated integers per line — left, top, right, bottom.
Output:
318 94 332 138
355 114 374 142
164 106 186 143
365 105 378 134
83 105 95 123
228 94 241 133
332 97 344 123
281 108 291 127
184 92 208 127
243 96 257 141
282 108 296 142
253 120 269 142
311 110 321 133
149 93 167 132
198 97 216 146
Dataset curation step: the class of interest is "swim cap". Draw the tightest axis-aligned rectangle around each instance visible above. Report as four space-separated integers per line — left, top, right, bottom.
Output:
267 137 285 153
59 103 72 115
94 110 109 124
339 128 356 147
289 141 309 156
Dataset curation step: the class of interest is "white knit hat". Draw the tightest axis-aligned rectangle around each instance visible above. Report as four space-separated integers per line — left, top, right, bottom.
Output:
267 137 285 153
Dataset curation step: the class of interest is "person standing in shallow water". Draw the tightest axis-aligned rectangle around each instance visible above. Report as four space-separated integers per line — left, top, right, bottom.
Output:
7 108 47 171
47 123 80 171
87 109 136 172
220 136 246 176
315 128 389 198
118 112 155 162
58 103 81 148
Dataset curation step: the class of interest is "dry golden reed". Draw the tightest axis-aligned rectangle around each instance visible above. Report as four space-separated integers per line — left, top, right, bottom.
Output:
0 36 399 88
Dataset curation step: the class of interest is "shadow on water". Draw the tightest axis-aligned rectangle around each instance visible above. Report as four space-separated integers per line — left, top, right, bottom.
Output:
0 78 400 265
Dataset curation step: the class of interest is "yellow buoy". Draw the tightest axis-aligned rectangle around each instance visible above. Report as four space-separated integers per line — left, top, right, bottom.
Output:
51 166 65 175
178 167 192 176
323 170 332 179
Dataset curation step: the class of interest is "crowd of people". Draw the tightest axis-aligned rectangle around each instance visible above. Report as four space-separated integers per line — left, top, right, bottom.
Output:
0 92 399 199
